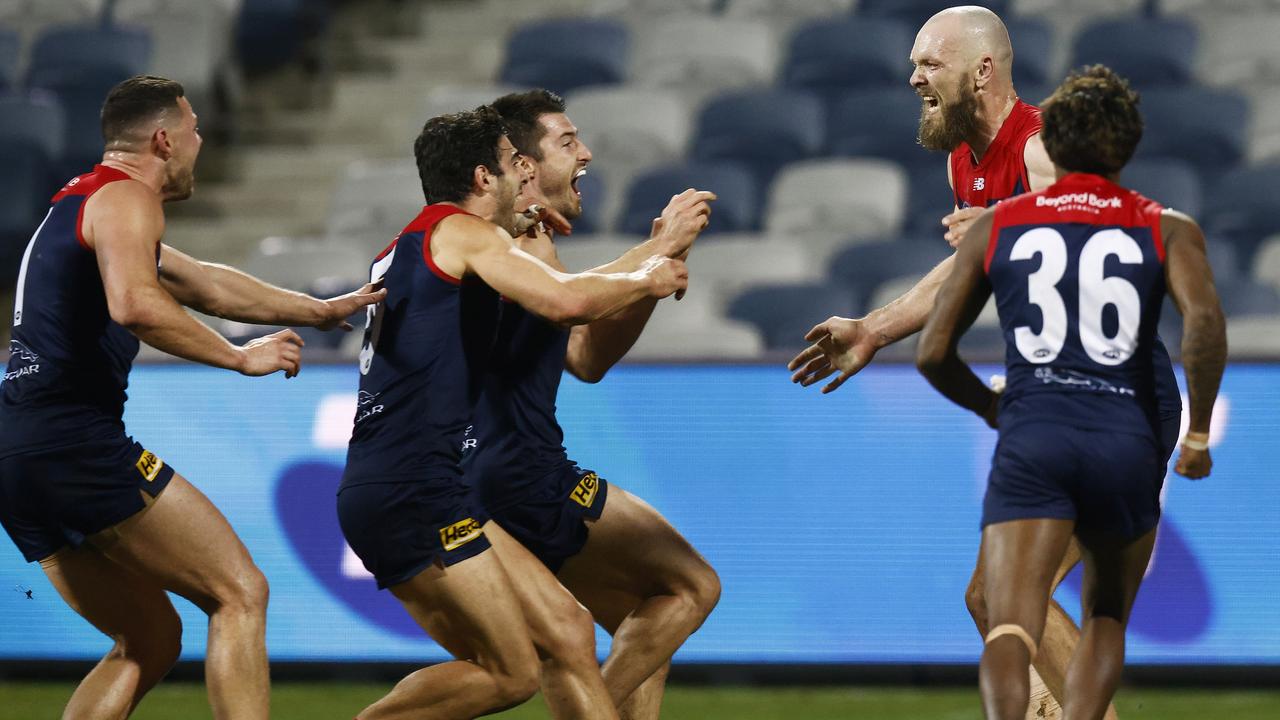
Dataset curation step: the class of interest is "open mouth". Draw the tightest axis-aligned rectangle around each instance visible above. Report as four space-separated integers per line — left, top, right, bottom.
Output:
921 95 940 113
571 168 586 198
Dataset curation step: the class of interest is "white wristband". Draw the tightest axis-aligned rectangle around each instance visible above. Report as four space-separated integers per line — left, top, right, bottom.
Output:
1182 432 1210 451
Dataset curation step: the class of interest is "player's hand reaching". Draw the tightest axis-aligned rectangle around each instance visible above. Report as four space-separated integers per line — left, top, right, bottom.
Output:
942 206 986 248
653 188 717 258
239 329 304 378
1174 433 1212 479
787 316 880 393
638 254 689 299
316 283 387 331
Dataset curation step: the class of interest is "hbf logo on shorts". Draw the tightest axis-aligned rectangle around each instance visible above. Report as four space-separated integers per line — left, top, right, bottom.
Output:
135 450 164 482
439 517 483 551
570 472 600 508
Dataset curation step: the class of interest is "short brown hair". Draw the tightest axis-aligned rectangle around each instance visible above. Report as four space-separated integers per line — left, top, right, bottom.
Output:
413 106 508 204
491 89 566 161
101 75 185 145
1040 65 1143 176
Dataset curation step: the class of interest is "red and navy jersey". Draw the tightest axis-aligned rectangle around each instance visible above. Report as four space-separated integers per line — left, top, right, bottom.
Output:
342 205 501 488
462 300 576 512
986 173 1171 435
950 99 1042 209
0 165 149 457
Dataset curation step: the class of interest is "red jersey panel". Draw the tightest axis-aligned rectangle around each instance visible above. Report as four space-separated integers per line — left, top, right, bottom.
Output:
950 99 1042 209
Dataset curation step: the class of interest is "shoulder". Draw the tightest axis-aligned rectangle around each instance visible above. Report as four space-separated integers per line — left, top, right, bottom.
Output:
83 180 164 247
436 213 510 246
1021 133 1055 179
1159 207 1202 240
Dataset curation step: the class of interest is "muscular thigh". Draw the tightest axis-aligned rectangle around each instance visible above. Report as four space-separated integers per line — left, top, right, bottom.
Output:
43 543 180 643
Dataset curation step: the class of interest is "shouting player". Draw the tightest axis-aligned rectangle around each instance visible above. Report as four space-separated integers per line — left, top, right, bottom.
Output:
463 90 721 719
338 106 691 720
788 8 1184 718
917 65 1226 720
0 76 383 719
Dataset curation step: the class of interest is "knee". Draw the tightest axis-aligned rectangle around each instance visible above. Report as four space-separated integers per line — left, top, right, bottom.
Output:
540 601 599 665
491 659 540 708
965 577 988 631
212 564 270 618
114 609 182 679
686 563 722 623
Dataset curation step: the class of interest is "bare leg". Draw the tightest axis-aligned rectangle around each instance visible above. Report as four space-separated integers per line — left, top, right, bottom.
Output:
979 519 1075 720
87 474 270 720
1062 528 1156 720
484 521 619 720
619 663 669 720
360 550 541 720
42 547 182 720
556 487 720 713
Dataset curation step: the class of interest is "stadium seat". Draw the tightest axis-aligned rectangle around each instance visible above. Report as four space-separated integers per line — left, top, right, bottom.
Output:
570 171 608 236
1203 240 1240 283
1071 18 1198 88
1005 17 1055 87
1218 280 1280 317
1246 90 1280 164
782 18 914 101
111 0 236 118
726 281 860 350
554 234 643 272
500 18 629 96
627 318 765 360
245 236 370 291
630 17 779 91
724 0 857 25
829 240 950 309
1135 88 1248 179
326 159 425 256
0 0 106 45
765 159 908 241
589 0 719 17
0 29 17 91
1122 159 1202 219
418 84 525 122
1190 13 1280 88
857 0 1010 30
828 88 935 174
1011 0 1146 40
905 165 959 237
689 89 825 189
236 0 330 74
619 162 759 236
1224 316 1280 357
1252 235 1280 292
1203 163 1280 260
566 86 692 177
687 235 823 300
26 24 153 180
0 94 65 195
0 154 49 280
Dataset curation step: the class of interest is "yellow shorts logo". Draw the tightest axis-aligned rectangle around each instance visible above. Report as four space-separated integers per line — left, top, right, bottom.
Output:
135 450 164 483
570 472 600 508
439 518 483 552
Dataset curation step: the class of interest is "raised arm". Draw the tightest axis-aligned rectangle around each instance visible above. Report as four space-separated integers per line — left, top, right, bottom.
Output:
916 209 999 427
158 245 384 330
1161 210 1227 479
85 181 303 377
436 214 686 326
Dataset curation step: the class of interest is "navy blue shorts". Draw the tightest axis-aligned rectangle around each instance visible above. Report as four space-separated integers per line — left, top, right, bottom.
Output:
337 478 492 590
0 434 176 562
983 422 1166 539
488 466 608 573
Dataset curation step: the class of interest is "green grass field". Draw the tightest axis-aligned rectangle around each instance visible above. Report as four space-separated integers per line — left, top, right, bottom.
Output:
2 683 1277 719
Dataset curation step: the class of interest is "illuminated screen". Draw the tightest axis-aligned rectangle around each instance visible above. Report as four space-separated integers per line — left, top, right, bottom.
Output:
1 364 1276 664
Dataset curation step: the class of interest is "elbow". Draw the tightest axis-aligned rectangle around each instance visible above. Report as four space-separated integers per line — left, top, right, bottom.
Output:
570 365 608 384
108 288 156 331
915 337 948 378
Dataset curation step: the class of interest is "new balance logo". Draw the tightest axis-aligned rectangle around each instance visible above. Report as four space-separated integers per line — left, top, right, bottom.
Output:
973 177 986 191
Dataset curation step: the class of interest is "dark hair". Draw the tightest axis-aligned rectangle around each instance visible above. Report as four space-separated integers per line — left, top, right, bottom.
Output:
1040 64 1143 176
100 75 185 145
413 106 508 204
491 89 566 161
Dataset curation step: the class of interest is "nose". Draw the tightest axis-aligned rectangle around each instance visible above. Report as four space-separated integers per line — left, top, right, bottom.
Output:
909 65 926 89
579 139 593 164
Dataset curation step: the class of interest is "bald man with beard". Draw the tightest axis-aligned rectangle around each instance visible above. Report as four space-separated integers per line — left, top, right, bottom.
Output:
790 7 1184 720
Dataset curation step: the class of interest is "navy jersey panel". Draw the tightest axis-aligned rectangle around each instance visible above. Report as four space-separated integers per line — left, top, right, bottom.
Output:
987 174 1170 438
0 166 145 457
0 435 175 562
983 421 1164 538
464 302 576 511
342 205 501 488
487 466 608 572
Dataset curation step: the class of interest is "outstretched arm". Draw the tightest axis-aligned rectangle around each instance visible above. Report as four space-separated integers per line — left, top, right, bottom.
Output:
158 245 384 330
1162 210 1227 479
916 209 998 427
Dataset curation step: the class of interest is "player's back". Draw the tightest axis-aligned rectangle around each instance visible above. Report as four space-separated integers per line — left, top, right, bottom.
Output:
463 302 574 511
0 165 144 456
343 204 500 488
986 172 1168 437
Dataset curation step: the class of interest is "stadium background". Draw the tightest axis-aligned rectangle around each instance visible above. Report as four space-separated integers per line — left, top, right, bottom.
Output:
1 0 1279 718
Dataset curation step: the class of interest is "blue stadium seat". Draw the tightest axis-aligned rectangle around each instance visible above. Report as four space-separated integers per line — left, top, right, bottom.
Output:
500 19 628 96
1071 18 1197 89
828 88 935 173
905 164 957 236
1136 88 1248 179
26 24 152 180
857 0 1010 30
618 162 758 236
1218 280 1280 317
726 282 860 350
1204 163 1280 261
1006 17 1054 87
0 30 17 91
236 0 331 73
0 96 65 278
829 240 949 309
689 89 825 190
1204 239 1240 283
1122 159 1202 219
782 18 913 100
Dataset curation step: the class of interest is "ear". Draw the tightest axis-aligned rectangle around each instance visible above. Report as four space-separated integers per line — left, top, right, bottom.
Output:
151 125 174 161
473 163 496 196
974 55 995 89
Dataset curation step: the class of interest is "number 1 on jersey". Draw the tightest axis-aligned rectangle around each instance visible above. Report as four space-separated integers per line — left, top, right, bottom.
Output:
359 245 397 376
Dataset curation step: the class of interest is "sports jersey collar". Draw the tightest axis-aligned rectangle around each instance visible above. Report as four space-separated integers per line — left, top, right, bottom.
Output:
966 99 1034 169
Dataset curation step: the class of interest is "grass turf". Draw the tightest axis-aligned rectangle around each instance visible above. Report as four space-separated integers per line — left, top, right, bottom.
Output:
2 683 1278 719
